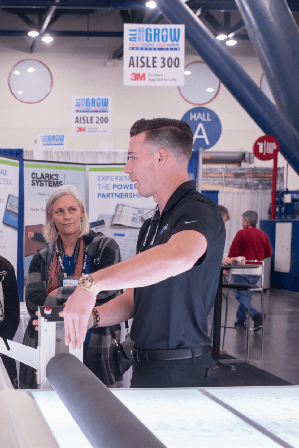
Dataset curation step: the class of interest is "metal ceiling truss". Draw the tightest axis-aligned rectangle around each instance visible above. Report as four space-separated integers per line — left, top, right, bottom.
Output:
0 0 298 53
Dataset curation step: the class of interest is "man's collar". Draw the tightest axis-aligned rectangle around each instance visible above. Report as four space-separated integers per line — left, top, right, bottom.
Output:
153 181 196 220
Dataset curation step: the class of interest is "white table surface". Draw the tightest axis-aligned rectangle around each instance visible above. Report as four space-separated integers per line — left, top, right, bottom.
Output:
30 386 299 448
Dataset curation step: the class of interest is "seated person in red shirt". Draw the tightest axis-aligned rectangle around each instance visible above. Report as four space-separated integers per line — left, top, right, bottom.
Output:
228 210 272 332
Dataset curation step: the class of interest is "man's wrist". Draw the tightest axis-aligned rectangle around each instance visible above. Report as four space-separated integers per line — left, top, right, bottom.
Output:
78 274 101 296
87 313 94 329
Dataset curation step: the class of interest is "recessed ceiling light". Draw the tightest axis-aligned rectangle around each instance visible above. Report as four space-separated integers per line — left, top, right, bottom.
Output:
226 39 237 46
14 70 21 75
184 70 192 75
228 33 235 38
206 88 214 92
28 30 39 37
216 34 227 41
27 68 35 73
146 1 156 8
17 91 23 94
42 35 53 43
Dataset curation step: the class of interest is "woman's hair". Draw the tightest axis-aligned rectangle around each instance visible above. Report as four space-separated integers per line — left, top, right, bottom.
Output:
43 185 89 243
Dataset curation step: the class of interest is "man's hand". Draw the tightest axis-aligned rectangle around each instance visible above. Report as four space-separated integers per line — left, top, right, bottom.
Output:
59 288 96 350
222 256 232 266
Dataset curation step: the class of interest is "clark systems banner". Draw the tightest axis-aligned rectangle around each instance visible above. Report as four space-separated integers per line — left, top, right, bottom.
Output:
123 24 185 86
88 166 156 261
0 156 19 272
24 162 86 281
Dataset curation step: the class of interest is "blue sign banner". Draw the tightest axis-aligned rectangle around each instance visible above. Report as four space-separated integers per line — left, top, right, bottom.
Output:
182 107 222 150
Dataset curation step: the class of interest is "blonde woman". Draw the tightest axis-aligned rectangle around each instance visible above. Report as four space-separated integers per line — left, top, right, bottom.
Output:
20 185 122 388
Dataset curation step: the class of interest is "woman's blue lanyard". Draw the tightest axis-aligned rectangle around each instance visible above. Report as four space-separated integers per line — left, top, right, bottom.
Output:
55 241 88 278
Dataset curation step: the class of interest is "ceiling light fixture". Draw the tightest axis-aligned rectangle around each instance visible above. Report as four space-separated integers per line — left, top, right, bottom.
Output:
226 39 237 46
146 1 156 8
184 70 192 75
28 30 39 37
27 67 35 73
41 35 53 43
14 70 21 75
228 33 235 38
216 34 227 41
206 88 214 92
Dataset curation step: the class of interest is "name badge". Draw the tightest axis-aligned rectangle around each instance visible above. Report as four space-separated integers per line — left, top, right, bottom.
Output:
63 278 79 287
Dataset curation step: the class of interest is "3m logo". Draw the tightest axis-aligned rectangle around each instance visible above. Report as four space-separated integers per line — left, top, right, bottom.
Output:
76 127 86 132
130 73 146 81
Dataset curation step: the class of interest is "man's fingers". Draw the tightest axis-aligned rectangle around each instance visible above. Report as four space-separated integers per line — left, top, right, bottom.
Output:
77 316 89 350
72 315 81 350
62 313 71 347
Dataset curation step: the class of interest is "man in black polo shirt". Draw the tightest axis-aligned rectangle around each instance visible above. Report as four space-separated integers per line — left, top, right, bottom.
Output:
61 118 226 388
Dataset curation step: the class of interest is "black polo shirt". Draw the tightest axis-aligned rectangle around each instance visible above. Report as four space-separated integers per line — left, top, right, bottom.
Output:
131 181 225 350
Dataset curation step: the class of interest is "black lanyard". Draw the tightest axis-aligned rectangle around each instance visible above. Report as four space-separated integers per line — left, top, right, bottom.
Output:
55 241 88 279
139 206 160 254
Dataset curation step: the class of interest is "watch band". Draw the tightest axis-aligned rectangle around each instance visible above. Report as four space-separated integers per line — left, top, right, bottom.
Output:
78 274 101 296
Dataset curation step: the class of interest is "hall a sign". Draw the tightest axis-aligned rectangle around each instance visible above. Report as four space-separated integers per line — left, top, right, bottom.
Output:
182 107 222 150
123 24 185 86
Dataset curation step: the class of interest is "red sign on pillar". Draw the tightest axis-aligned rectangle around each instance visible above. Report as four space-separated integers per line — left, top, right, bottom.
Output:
253 135 280 219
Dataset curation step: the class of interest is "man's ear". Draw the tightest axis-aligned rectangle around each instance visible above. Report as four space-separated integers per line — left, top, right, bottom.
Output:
157 148 167 165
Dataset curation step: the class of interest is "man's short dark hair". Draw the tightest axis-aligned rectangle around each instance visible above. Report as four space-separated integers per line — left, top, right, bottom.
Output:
130 118 193 160
242 210 258 226
218 205 230 221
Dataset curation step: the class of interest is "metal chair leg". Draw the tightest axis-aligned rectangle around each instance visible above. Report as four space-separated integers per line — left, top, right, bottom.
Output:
246 289 251 361
222 293 229 350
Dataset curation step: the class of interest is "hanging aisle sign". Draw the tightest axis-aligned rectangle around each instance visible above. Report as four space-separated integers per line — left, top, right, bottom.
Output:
123 24 185 86
72 96 111 135
34 134 66 151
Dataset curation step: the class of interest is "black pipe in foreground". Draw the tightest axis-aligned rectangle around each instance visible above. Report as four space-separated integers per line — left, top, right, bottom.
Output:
46 353 166 448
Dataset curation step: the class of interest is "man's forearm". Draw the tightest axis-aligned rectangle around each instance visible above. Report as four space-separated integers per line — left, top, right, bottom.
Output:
90 231 206 292
95 289 134 327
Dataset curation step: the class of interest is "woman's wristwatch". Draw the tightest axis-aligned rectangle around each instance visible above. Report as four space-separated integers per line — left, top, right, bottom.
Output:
78 274 101 296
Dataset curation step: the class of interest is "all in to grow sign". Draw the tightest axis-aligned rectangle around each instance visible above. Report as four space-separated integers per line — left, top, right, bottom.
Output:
123 24 185 86
72 96 111 135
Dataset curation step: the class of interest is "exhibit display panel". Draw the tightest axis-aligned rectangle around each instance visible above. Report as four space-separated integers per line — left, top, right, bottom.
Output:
30 386 299 448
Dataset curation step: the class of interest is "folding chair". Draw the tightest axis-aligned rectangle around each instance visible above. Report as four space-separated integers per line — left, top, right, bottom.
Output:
221 260 265 361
